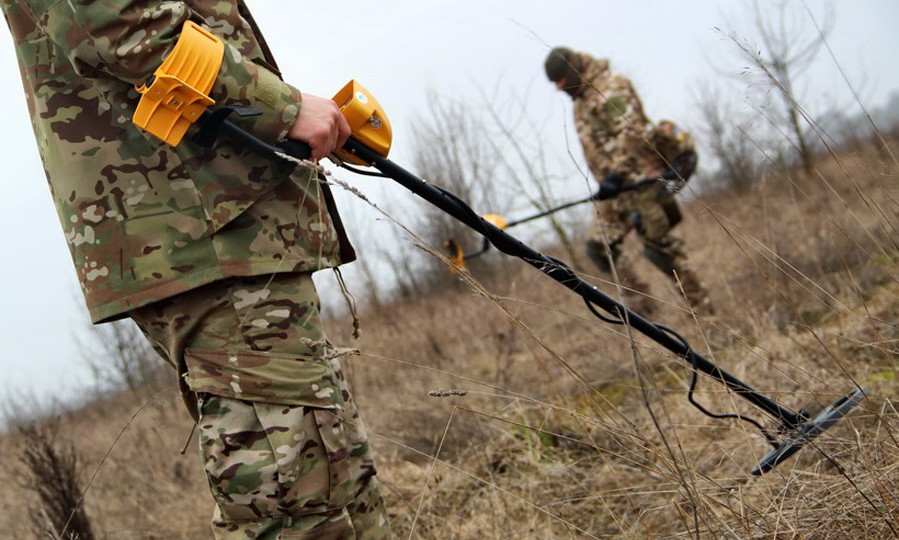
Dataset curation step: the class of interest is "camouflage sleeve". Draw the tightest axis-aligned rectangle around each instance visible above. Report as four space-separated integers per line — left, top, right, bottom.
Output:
574 72 651 182
26 0 299 142
603 74 650 181
574 101 608 180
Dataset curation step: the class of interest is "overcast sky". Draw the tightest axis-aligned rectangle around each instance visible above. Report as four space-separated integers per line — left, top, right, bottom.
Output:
1 0 897 415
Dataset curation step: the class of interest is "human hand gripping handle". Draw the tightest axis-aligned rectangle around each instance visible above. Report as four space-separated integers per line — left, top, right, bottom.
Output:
203 90 362 165
592 171 625 200
287 93 352 161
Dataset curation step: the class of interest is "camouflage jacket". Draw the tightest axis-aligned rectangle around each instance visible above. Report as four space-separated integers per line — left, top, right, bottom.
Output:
1 0 355 323
572 53 658 184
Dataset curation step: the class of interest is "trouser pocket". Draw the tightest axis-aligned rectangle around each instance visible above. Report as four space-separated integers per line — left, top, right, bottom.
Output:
308 408 353 510
188 348 355 525
198 395 355 525
277 510 354 539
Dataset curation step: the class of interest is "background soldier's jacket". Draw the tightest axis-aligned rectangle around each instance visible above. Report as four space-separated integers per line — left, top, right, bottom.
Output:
650 121 698 181
572 52 658 183
1 0 355 323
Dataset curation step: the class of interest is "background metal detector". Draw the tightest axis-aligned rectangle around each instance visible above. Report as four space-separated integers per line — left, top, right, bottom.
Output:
445 178 656 266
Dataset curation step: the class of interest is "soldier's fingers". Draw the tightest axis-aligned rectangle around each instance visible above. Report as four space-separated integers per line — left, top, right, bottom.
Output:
336 114 351 149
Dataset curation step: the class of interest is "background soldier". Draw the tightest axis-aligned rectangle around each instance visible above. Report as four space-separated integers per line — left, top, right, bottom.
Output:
544 46 710 313
1 1 391 538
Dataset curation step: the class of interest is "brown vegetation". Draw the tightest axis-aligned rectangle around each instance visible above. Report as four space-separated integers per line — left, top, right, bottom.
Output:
0 134 894 539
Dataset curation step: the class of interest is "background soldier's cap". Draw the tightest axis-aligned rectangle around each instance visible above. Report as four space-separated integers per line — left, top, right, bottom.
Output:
544 46 576 82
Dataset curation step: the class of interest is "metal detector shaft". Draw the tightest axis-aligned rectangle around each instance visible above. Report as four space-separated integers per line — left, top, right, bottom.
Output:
505 195 593 228
193 119 804 427
342 138 806 427
462 178 660 262
505 178 658 228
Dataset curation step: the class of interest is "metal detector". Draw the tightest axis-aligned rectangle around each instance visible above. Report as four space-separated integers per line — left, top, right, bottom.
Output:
165 80 865 476
444 178 659 268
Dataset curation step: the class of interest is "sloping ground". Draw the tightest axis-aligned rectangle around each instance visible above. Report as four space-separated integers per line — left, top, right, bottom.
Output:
0 139 895 539
333 138 899 538
363 280 897 538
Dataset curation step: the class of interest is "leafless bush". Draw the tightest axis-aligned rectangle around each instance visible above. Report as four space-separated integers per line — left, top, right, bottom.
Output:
712 0 835 176
471 81 584 267
18 422 95 540
1 387 60 434
693 84 764 193
407 90 503 286
407 84 585 291
77 319 170 393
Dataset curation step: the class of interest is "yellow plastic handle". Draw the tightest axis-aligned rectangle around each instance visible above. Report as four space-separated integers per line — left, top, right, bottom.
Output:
133 21 224 146
443 239 466 273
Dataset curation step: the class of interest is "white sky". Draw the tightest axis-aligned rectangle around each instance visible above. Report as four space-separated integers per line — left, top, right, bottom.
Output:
1 0 897 413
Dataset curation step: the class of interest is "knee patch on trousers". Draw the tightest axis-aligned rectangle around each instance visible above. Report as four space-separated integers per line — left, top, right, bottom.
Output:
586 239 621 273
643 244 678 275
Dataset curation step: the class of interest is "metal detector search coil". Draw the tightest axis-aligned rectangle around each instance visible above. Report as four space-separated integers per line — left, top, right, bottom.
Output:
751 387 866 475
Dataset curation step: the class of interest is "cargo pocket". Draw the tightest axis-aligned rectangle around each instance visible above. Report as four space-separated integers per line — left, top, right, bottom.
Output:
189 348 355 524
309 407 354 511
197 395 355 525
277 510 354 539
197 394 285 523
183 347 343 408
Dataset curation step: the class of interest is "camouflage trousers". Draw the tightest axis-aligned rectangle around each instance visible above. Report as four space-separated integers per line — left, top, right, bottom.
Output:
586 186 709 310
130 273 391 539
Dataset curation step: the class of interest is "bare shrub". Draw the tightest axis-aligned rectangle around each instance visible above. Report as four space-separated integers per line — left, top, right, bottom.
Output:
408 89 504 288
718 0 835 176
408 85 585 290
1 387 61 434
18 422 95 540
77 319 170 393
693 83 763 193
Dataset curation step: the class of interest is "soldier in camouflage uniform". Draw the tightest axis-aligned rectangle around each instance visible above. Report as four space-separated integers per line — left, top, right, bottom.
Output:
544 46 710 313
1 1 391 538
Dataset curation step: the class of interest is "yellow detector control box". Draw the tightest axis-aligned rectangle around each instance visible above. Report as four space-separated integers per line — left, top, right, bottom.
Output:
482 214 508 230
443 239 466 272
332 80 392 164
133 21 224 146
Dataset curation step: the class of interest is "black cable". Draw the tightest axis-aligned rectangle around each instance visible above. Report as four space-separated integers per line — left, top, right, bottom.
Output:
437 179 780 444
652 324 779 447
588 291 778 446
338 161 388 177
432 184 493 233
584 298 626 325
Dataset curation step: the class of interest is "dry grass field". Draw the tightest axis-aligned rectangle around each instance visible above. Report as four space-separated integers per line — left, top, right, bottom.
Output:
1 137 896 538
